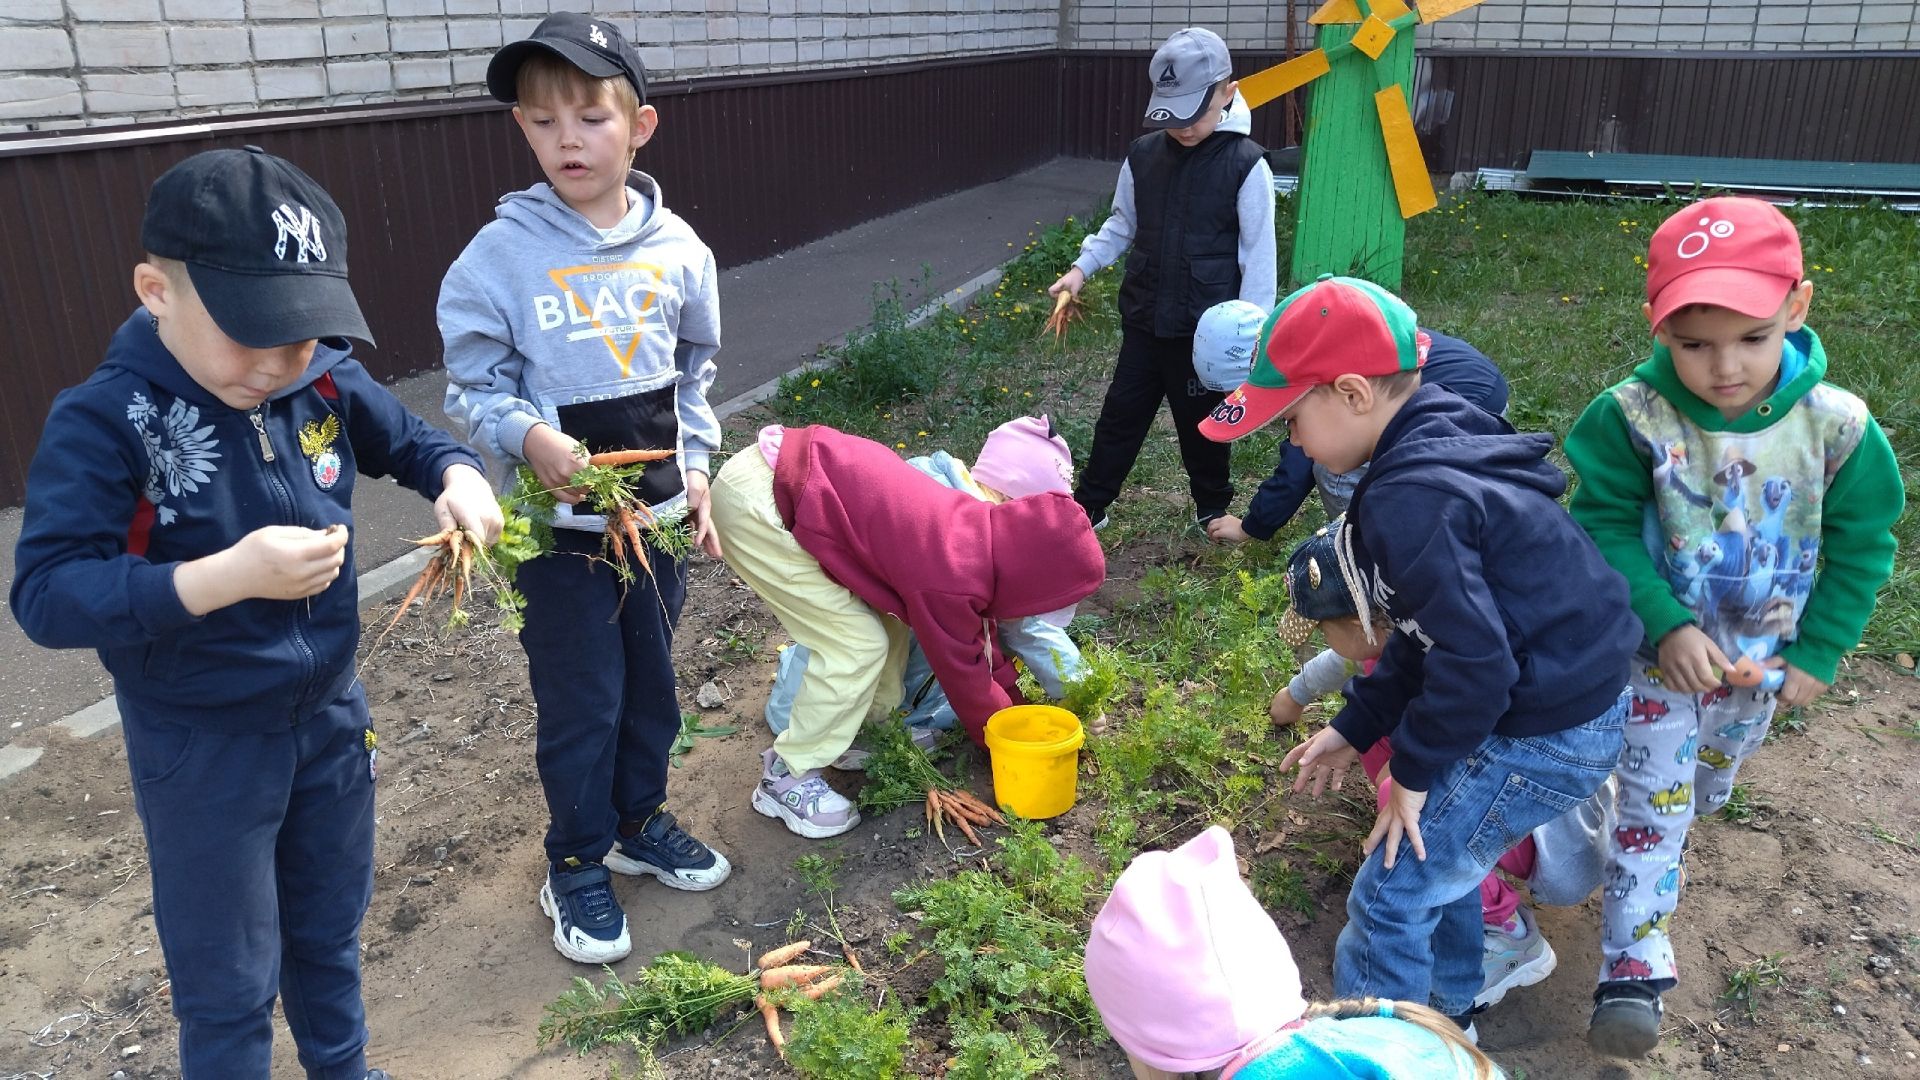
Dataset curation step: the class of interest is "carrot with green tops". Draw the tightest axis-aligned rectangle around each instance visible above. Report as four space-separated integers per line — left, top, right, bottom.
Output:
755 995 785 1059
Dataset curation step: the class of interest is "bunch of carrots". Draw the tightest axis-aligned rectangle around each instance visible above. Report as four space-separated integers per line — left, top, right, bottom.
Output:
925 786 1006 848
752 938 844 1060
575 447 675 575
381 524 514 639
1041 288 1084 346
536 939 854 1060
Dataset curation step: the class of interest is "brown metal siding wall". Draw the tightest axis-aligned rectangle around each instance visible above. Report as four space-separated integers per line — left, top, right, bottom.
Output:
0 53 1056 506
1418 51 1920 172
1058 49 1301 159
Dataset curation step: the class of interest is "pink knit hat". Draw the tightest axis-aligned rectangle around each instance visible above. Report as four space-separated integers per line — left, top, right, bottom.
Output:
970 415 1073 500
1084 826 1305 1073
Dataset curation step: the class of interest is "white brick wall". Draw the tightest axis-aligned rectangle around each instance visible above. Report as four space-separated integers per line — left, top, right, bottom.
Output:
4 2 1913 132
1067 0 1917 53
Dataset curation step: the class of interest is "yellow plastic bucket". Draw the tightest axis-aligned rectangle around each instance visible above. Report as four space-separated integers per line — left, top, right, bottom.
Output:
984 704 1086 820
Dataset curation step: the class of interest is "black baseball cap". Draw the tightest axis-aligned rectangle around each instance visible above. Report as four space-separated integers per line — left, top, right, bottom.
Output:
487 12 647 106
141 146 372 348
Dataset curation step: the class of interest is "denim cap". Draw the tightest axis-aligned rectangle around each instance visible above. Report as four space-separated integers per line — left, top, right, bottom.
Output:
1085 826 1305 1072
1279 517 1358 646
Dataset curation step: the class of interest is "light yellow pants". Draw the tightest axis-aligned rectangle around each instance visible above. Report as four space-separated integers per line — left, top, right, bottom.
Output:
708 448 910 772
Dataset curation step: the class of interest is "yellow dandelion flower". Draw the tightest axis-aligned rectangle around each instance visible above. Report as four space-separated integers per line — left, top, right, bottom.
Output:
793 394 803 401
895 442 907 449
917 430 928 437
1023 391 1033 397
810 378 821 388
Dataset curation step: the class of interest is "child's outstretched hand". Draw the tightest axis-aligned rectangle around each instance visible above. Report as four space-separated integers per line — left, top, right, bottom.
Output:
1048 266 1086 299
1765 657 1827 708
1655 624 1735 695
1279 724 1359 796
437 463 503 546
1364 778 1427 869
1206 514 1251 544
684 470 724 559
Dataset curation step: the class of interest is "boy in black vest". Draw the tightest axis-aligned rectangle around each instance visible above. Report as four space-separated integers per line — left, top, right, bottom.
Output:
1050 27 1277 531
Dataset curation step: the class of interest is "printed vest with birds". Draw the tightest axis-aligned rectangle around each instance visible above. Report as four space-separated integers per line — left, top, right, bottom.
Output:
1614 375 1867 665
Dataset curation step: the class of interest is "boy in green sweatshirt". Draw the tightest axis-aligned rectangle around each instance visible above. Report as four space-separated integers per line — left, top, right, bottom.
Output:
1565 196 1904 1059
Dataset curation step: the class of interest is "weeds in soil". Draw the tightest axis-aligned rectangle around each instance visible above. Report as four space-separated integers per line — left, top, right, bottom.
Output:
1722 952 1789 1021
668 713 737 769
891 821 1101 1038
1250 856 1317 916
1720 784 1760 824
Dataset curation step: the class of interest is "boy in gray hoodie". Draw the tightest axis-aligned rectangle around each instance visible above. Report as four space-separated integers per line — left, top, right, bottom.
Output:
438 12 728 966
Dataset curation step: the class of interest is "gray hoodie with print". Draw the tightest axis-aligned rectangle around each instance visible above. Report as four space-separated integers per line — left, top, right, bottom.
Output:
439 170 720 530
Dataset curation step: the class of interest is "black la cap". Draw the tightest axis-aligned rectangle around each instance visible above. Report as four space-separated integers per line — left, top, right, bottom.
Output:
487 12 648 106
140 146 372 348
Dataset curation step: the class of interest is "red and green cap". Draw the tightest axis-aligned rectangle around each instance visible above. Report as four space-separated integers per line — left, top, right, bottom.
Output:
1199 274 1423 443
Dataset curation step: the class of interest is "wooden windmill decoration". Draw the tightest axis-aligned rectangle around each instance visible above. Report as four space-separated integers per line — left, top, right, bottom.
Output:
1237 0 1488 289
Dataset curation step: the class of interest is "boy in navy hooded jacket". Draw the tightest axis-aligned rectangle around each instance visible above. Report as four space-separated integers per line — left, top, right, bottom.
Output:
1201 275 1639 1037
10 148 500 1080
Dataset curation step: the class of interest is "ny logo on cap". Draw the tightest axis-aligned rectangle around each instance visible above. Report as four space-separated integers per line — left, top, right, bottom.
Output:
1675 215 1735 260
1157 63 1178 87
272 202 327 264
589 23 608 48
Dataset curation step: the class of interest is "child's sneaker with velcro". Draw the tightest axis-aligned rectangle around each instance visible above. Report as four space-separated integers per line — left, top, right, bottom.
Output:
539 858 631 964
752 748 860 839
606 810 732 891
1475 904 1558 1008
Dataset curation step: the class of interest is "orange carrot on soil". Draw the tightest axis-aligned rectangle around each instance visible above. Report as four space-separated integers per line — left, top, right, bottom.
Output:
799 973 843 1000
756 940 813 970
841 942 866 976
587 448 676 467
759 964 833 990
755 995 785 1059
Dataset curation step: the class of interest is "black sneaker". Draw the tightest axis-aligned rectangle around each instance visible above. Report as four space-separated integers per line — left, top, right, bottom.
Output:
539 859 631 964
606 810 733 892
1588 979 1664 1058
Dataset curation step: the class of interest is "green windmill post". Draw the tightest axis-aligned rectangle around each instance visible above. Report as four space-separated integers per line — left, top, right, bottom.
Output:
1237 2 1481 290
1291 9 1419 288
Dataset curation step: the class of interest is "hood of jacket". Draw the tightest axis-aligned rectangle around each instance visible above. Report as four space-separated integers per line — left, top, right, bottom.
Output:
1358 383 1566 505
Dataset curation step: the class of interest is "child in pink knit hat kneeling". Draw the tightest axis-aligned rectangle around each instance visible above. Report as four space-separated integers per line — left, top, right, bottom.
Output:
1086 826 1501 1079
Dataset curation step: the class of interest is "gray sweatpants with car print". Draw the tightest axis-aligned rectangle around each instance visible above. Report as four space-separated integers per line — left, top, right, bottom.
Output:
1596 666 1777 986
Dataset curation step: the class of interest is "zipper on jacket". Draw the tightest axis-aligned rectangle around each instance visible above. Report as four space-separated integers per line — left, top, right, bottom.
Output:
249 405 277 461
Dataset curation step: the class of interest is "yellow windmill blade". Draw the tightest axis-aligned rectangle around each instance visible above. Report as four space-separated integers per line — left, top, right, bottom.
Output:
1311 0 1411 23
1375 84 1438 218
1239 49 1331 109
1416 0 1490 22
1309 0 1361 22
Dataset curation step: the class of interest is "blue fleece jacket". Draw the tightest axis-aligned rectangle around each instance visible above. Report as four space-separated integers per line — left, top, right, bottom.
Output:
10 311 482 732
1329 384 1639 792
1241 330 1509 540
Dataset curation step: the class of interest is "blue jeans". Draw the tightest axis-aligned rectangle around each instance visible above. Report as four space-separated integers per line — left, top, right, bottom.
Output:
1335 689 1628 1016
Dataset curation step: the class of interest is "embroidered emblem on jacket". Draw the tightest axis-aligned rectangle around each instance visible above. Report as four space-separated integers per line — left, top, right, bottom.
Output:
128 392 221 526
300 414 343 490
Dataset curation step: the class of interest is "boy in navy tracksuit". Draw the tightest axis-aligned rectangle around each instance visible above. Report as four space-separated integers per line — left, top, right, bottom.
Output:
10 149 501 1080
1201 275 1640 1037
1049 27 1276 530
439 14 730 966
